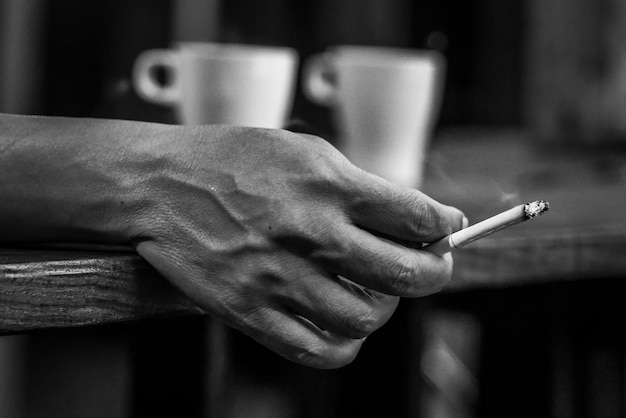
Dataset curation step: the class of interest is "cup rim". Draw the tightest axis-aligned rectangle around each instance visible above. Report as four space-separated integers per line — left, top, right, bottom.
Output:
173 42 298 59
325 45 443 68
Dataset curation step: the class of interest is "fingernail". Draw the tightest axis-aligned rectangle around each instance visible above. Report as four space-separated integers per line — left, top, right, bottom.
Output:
462 216 469 229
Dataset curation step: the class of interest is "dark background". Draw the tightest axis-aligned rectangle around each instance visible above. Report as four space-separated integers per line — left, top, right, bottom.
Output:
36 0 524 131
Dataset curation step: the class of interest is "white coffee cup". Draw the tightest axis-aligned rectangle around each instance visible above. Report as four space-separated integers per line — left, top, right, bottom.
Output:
133 42 298 127
303 46 445 187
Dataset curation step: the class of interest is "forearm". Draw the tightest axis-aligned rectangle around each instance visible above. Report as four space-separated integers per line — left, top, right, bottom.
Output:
0 113 174 244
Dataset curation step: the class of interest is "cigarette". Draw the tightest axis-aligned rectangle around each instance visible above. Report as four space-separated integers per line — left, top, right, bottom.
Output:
425 200 550 255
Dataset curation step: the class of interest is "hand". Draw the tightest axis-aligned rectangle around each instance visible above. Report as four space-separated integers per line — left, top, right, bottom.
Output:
129 126 465 368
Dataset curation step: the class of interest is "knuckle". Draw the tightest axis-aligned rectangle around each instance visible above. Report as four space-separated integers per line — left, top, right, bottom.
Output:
408 196 436 237
294 341 358 369
388 253 419 294
404 193 463 239
295 342 328 366
385 253 454 297
313 232 351 267
346 305 381 337
392 188 433 237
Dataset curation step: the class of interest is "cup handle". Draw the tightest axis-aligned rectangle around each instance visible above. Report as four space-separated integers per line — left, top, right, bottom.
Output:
302 52 338 106
132 49 180 105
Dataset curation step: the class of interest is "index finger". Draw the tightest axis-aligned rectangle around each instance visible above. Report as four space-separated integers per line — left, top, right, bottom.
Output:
345 170 466 243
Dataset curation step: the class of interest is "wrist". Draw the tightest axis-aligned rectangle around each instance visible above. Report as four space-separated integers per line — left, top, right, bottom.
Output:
0 114 177 244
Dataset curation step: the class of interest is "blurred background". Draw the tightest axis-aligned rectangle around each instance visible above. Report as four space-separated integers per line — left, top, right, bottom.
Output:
2 0 626 417
0 0 537 131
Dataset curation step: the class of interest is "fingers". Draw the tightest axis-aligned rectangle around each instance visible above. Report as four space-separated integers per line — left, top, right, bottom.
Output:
234 304 367 369
292 135 461 296
222 253 400 368
292 132 464 243
320 224 454 297
281 270 400 339
230 269 398 368
138 240 365 369
345 170 466 243
248 255 399 355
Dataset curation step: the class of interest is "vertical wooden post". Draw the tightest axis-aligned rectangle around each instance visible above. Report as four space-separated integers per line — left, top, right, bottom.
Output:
0 337 26 418
0 2 44 416
0 0 46 114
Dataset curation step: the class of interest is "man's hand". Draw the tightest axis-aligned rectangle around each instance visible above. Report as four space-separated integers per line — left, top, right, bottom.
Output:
0 116 464 368
129 126 464 368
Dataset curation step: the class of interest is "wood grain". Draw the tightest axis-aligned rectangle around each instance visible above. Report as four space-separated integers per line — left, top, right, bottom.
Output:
3 223 626 332
0 248 202 334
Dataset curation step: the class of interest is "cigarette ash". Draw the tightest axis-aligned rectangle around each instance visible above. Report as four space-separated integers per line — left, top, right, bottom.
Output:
524 200 550 219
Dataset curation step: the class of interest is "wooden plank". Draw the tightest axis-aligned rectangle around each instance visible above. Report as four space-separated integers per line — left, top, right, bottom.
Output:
449 225 626 290
0 248 202 334
2 222 626 333
0 0 46 114
0 336 26 418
